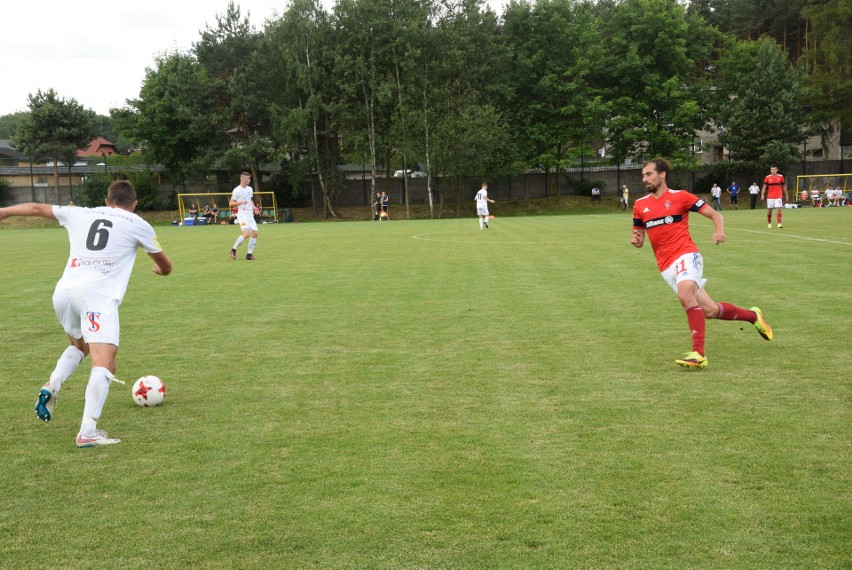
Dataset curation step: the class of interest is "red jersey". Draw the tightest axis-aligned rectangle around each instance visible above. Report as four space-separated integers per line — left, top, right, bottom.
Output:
763 174 785 199
633 189 707 271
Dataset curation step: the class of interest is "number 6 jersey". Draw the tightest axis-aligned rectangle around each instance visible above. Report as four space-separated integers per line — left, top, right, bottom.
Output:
52 205 163 303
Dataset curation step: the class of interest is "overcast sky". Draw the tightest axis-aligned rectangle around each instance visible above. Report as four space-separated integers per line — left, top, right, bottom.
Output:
3 0 506 118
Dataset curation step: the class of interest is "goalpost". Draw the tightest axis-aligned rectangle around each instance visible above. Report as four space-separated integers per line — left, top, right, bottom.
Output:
177 192 279 224
795 174 852 206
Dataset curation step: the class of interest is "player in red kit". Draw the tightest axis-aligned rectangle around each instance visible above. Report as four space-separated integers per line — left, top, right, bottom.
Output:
631 158 773 369
761 165 788 228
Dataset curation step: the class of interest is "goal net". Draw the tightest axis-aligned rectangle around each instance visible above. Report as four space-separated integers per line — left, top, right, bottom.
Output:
795 174 852 206
177 192 279 223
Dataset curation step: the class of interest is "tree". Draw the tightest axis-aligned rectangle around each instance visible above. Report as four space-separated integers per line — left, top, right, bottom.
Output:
331 0 399 212
112 52 218 190
429 0 513 215
268 0 342 218
802 0 852 132
714 36 808 171
93 114 132 154
686 0 809 59
599 0 717 168
13 89 96 197
195 1 275 188
503 0 607 195
0 112 29 140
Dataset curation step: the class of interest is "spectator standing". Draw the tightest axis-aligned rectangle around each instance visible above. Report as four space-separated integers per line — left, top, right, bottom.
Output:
620 185 630 211
371 192 381 221
710 183 723 210
380 191 390 220
748 182 760 209
726 181 740 209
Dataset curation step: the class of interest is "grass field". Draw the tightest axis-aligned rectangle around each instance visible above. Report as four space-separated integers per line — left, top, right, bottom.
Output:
0 207 849 568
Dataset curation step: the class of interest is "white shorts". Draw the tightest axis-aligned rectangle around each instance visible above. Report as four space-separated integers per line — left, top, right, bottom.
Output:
53 288 120 346
766 198 784 209
476 206 489 216
660 252 707 294
237 214 258 232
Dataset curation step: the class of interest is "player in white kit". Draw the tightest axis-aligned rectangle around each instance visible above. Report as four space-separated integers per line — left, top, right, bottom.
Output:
0 181 172 447
475 182 495 229
229 171 259 260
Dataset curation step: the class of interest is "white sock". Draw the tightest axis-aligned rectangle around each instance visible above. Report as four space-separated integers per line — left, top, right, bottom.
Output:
248 238 257 254
233 236 245 250
49 345 85 392
80 367 111 437
479 218 484 228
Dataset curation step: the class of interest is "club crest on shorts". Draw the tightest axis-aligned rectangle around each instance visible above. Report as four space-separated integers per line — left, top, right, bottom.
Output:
86 311 101 332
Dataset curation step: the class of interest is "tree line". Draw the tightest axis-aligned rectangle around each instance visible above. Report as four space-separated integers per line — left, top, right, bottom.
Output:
6 0 849 218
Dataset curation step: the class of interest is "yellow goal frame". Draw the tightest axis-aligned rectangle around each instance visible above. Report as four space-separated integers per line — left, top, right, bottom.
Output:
795 174 850 194
177 192 278 223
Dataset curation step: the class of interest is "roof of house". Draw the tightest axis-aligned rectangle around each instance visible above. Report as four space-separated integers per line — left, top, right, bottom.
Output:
77 137 117 157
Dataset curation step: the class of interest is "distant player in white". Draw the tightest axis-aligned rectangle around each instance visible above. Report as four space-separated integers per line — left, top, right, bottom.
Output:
475 182 495 229
229 171 259 260
0 180 172 447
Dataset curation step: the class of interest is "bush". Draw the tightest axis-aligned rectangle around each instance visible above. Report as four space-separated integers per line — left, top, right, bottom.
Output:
77 174 110 207
129 171 160 210
565 175 606 197
76 171 165 210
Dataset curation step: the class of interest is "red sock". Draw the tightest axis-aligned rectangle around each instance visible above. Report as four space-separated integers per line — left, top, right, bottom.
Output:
686 305 706 355
716 302 756 323
777 211 782 223
767 211 772 223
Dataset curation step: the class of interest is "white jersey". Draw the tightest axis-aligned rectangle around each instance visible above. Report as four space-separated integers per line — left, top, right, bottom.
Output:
231 185 254 215
475 188 489 208
52 205 162 303
748 184 760 195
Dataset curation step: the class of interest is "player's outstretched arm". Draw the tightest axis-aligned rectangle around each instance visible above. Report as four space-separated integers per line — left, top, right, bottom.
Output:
148 251 173 276
700 206 726 244
0 203 57 221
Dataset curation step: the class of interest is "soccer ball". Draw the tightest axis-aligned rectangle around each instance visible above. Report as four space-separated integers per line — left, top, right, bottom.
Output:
132 375 166 407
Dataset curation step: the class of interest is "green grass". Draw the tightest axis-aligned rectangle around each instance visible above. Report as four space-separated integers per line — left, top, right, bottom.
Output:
1 207 849 568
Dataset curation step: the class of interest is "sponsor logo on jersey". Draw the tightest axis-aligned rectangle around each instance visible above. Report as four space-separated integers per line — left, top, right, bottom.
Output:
69 258 118 270
645 215 680 229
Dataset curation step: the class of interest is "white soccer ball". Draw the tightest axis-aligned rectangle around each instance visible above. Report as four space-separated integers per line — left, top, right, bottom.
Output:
132 375 166 407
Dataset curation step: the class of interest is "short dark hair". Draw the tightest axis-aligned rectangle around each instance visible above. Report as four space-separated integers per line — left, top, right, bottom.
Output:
240 171 251 177
107 180 136 207
643 157 672 178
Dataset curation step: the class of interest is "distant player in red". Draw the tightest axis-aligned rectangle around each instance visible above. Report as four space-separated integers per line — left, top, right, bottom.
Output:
631 158 773 369
761 165 789 228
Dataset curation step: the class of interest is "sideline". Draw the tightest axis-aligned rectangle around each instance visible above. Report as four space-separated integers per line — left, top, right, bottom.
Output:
731 227 852 246
411 232 549 245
